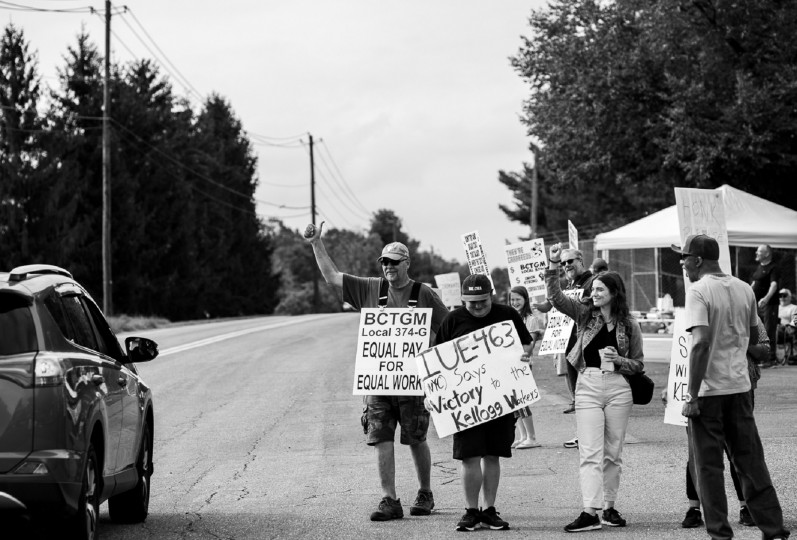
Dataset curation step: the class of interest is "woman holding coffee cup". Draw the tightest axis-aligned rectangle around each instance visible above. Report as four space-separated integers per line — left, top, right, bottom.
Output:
545 243 645 533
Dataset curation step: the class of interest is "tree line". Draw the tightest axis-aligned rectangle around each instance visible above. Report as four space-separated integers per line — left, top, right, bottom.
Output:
499 0 797 241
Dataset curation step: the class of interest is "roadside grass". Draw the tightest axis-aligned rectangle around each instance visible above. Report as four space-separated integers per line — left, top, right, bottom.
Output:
108 314 170 334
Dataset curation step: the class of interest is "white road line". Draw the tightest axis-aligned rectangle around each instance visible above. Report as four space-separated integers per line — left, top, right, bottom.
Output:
158 314 333 357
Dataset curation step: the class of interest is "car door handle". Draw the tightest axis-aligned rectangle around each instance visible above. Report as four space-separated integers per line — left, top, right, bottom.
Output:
117 377 128 387
91 374 104 385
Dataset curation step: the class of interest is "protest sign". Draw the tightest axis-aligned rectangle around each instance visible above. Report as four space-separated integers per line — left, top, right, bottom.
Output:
568 220 579 250
674 188 732 276
434 272 462 308
415 321 540 438
461 230 491 278
504 239 547 301
664 309 690 426
538 289 583 355
352 308 432 396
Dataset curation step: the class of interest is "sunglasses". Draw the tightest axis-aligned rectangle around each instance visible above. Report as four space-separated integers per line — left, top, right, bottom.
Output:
780 293 789 298
563 258 581 266
380 258 406 267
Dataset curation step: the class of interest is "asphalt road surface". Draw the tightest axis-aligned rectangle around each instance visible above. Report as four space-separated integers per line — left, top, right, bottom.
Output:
10 314 797 539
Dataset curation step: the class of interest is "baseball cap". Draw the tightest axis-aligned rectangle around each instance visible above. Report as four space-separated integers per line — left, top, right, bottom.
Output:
377 242 409 262
670 234 720 261
461 274 492 301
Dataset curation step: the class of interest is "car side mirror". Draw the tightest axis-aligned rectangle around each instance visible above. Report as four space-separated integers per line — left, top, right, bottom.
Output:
125 337 159 363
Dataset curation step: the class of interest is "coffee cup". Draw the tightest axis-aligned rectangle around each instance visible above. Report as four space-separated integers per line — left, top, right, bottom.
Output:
599 348 614 372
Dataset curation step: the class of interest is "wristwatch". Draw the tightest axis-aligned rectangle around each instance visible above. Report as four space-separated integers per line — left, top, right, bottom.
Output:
684 392 696 403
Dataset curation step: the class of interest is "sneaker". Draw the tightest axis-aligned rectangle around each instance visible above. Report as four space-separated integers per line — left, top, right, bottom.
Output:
370 496 403 521
601 507 627 527
456 508 481 532
564 511 601 532
563 404 576 414
480 506 510 530
563 437 579 449
739 506 755 526
409 489 435 516
681 507 703 528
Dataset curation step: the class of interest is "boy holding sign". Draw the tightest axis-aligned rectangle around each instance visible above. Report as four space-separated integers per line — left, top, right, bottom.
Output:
434 274 533 531
304 222 449 522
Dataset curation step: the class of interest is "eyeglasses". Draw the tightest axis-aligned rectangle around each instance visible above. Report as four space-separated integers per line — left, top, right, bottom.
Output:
680 254 698 262
380 258 406 267
563 258 581 266
780 293 789 298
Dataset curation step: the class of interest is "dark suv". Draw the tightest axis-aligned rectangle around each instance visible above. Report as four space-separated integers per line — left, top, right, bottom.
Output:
0 264 159 540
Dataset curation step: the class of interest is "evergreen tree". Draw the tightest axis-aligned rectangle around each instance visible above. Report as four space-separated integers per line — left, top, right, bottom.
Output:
0 24 44 265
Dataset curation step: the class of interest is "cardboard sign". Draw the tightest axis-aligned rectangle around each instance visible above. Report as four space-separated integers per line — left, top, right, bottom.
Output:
461 230 490 277
674 188 732 278
664 310 690 426
434 272 462 308
504 239 547 302
415 322 540 437
568 220 579 250
352 308 432 396
538 289 583 355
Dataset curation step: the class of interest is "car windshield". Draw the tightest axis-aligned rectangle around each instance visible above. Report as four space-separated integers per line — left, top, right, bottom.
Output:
0 295 37 355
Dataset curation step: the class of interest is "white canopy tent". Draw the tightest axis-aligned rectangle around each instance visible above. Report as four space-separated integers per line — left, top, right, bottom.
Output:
595 185 797 250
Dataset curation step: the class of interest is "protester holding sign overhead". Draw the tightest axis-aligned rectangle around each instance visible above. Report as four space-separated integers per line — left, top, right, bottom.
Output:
434 274 533 532
545 243 644 533
304 221 449 522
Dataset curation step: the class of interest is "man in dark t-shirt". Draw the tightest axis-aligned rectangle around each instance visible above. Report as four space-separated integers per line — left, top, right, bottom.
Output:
750 244 780 366
435 274 533 532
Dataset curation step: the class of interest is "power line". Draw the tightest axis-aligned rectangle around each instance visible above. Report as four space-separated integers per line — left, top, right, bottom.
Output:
0 1 92 13
312 144 371 220
317 139 371 216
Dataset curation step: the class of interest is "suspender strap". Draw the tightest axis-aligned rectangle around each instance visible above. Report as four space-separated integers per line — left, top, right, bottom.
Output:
378 278 389 307
408 281 422 308
378 279 421 307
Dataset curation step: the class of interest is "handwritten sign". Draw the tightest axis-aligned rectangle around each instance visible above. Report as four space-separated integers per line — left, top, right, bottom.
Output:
434 272 462 308
504 239 547 301
415 322 540 437
664 310 690 426
568 220 579 250
674 188 732 277
353 308 432 396
538 289 583 355
461 230 490 277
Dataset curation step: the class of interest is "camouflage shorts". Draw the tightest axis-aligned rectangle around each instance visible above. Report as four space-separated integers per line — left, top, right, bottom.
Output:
361 395 429 446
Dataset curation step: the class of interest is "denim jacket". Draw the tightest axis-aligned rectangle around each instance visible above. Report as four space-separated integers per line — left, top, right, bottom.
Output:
545 269 644 374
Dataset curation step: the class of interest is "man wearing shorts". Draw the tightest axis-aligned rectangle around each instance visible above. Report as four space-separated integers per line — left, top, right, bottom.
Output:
435 274 533 531
305 221 449 521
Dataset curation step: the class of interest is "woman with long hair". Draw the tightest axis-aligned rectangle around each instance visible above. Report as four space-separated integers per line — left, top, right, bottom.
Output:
509 286 541 449
545 244 644 533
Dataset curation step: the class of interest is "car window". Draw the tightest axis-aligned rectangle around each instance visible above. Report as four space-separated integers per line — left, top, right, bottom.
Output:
59 295 99 352
44 294 72 340
82 297 124 362
0 295 37 355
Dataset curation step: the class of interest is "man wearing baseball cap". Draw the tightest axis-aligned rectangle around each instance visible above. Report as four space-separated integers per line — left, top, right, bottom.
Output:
304 221 449 521
671 234 789 540
434 273 533 531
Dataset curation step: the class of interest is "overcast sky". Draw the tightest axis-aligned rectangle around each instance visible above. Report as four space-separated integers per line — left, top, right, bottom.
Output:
5 0 547 266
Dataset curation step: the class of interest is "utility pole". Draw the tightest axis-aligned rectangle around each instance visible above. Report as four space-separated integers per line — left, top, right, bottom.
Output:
309 134 319 311
530 146 539 239
102 0 112 315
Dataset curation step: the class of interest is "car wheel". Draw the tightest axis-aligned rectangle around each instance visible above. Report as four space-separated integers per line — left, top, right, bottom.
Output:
108 420 152 523
66 443 100 540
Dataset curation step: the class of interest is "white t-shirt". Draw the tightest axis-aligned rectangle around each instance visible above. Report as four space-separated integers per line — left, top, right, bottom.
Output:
685 275 758 397
778 303 797 326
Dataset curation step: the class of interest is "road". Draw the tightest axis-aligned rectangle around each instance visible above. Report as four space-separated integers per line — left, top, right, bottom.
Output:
10 314 797 539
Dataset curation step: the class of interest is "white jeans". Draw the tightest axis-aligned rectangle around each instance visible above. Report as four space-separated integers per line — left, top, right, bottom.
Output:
575 368 633 509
